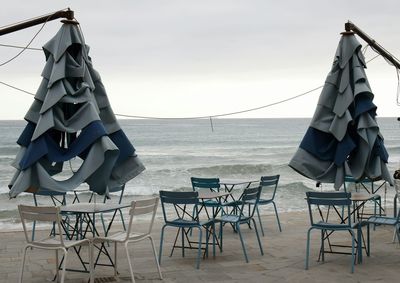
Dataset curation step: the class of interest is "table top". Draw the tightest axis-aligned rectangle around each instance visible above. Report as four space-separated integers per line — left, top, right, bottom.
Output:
61 202 130 213
219 179 259 186
197 191 231 199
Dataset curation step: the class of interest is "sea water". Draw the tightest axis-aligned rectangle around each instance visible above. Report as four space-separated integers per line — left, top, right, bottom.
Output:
0 118 399 229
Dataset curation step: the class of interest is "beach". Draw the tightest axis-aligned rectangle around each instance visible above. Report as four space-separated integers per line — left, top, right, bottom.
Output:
2 209 399 283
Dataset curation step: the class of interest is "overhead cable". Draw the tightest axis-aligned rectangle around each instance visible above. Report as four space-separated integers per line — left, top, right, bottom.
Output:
0 12 53 67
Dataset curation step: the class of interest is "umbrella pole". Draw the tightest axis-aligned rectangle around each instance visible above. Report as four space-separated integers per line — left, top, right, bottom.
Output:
345 21 400 70
0 8 74 36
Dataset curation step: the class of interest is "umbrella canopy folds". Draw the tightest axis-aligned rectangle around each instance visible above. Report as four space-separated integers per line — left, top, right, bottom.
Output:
9 21 145 198
289 32 393 189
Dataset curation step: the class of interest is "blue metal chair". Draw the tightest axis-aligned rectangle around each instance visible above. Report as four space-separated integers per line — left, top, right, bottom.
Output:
215 186 264 263
366 179 400 246
191 177 222 218
305 191 361 273
256 175 282 235
158 190 216 269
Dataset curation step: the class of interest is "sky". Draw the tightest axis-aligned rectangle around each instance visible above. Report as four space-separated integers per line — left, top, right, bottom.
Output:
1 0 400 119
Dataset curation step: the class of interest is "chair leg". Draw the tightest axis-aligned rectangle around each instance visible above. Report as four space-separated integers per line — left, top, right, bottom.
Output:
219 221 223 252
196 227 202 269
149 236 163 280
367 224 370 256
19 246 29 283
212 223 216 258
350 230 355 273
251 218 264 255
236 224 249 263
256 206 265 237
31 220 36 242
159 225 166 264
356 226 362 264
181 227 185 258
55 249 59 281
205 225 210 258
272 202 282 232
114 241 118 277
60 249 68 283
125 243 136 283
321 230 325 262
89 244 94 283
305 228 312 270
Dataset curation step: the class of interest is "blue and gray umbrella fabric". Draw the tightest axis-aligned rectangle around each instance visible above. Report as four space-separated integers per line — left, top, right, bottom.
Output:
9 22 145 197
289 32 393 189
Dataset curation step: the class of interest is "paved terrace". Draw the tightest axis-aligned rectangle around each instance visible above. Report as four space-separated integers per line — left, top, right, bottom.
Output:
1 210 399 283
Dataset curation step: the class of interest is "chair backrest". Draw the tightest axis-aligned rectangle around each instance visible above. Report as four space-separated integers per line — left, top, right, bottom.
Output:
259 175 280 200
191 177 220 192
125 197 159 239
18 205 64 246
33 188 66 206
159 191 199 224
237 187 262 221
306 191 352 227
103 184 126 204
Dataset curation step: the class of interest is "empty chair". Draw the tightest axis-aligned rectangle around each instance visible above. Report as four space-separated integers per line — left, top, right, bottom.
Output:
215 186 264 263
191 177 222 218
366 179 400 247
256 175 282 235
92 197 162 283
31 189 67 241
305 191 362 273
159 190 215 269
18 205 93 283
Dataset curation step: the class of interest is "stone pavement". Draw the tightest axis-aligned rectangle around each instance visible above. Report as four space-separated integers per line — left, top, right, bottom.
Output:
1 211 399 283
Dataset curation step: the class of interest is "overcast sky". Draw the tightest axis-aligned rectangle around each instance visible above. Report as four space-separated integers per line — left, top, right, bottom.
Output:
1 0 400 119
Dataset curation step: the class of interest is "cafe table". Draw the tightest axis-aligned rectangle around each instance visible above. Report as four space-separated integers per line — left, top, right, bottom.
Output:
60 202 130 271
219 179 259 204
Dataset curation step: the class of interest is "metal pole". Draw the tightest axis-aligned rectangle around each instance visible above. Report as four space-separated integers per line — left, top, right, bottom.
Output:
0 9 74 36
345 21 400 69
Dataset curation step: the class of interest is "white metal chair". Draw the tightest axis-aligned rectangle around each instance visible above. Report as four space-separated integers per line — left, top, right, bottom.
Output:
92 197 162 283
18 205 93 283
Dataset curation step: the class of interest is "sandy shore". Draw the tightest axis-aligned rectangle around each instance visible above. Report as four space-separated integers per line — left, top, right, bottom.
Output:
1 209 399 283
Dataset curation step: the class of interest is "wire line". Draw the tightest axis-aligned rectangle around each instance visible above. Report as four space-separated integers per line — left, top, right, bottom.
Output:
0 43 41 51
0 81 35 96
0 52 387 119
115 85 323 119
0 12 55 67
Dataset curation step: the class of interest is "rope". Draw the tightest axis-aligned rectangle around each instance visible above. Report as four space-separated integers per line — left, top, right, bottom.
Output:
0 11 58 67
0 50 388 120
115 85 323 119
0 81 35 96
0 43 41 51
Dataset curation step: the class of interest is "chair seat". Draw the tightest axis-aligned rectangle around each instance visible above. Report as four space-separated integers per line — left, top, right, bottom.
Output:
313 221 356 230
216 214 252 225
258 199 273 205
32 237 89 249
367 216 398 225
167 218 214 227
222 200 243 207
95 231 150 243
201 200 220 207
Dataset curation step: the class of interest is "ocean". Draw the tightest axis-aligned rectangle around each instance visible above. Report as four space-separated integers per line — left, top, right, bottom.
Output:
0 118 399 230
